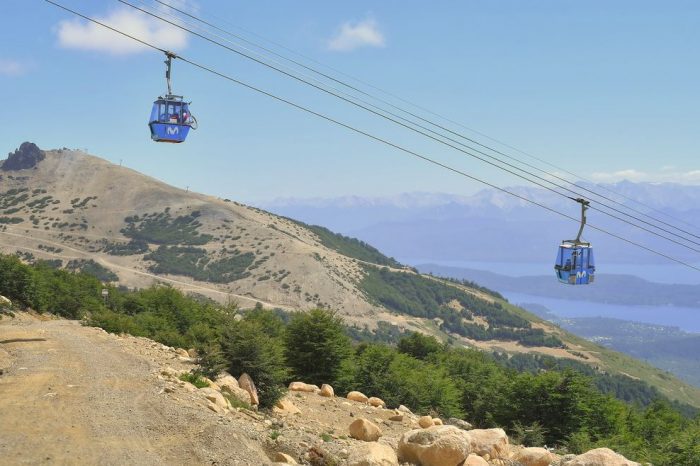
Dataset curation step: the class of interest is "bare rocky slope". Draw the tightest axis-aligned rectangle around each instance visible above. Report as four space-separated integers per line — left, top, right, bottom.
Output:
1 143 700 409
0 312 642 466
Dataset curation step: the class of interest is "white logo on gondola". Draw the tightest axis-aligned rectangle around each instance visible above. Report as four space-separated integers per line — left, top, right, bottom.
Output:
576 271 587 279
167 126 180 135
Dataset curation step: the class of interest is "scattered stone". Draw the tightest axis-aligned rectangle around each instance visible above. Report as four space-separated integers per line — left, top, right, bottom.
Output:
274 452 297 464
512 447 559 466
432 418 443 426
418 415 434 428
561 448 640 466
273 398 301 415
239 373 259 406
319 384 334 397
398 425 471 466
160 367 181 378
346 441 398 466
397 405 413 415
200 387 228 412
175 348 189 358
207 402 223 414
368 397 385 408
288 381 319 393
467 428 509 459
348 418 382 442
187 348 198 358
347 391 369 403
388 414 404 422
447 418 473 431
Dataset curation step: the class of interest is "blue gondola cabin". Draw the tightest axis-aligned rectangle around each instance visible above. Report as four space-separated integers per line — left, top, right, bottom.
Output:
148 96 196 143
555 241 595 285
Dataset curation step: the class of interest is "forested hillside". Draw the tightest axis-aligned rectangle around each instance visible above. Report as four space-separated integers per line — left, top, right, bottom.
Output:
1 254 699 465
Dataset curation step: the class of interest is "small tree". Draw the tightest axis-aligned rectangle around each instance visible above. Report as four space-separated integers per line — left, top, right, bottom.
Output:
220 319 288 408
397 332 443 360
284 309 352 386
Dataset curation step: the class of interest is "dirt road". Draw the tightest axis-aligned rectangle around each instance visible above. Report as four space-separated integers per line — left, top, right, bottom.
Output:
0 313 269 465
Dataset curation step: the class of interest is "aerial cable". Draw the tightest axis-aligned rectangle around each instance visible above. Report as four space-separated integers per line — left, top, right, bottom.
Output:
143 0 700 237
42 0 700 272
120 0 700 249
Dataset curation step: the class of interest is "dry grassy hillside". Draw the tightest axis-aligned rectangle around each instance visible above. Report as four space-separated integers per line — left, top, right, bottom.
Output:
2 143 700 408
0 146 381 320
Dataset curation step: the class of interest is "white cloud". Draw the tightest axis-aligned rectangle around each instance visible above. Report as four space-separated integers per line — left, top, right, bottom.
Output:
327 17 385 52
590 168 700 184
0 59 30 77
56 7 189 55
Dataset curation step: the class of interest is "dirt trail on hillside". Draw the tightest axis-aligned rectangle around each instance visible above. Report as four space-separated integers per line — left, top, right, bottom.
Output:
0 314 268 466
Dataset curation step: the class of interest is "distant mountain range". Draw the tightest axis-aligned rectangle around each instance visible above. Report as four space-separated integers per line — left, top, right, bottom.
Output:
259 182 700 265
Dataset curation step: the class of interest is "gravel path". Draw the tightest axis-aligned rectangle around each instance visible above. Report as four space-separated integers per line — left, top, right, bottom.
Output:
0 314 269 465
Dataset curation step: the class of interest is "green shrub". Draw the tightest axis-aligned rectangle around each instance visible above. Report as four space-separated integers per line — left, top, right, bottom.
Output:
219 319 288 409
284 309 352 386
337 344 462 418
179 372 210 389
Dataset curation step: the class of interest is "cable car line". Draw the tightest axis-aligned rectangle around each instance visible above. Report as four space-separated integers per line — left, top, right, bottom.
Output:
43 0 700 273
140 0 700 238
119 0 700 247
108 0 700 252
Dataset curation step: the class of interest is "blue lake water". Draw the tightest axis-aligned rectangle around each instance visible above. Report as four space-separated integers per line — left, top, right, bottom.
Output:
404 258 700 333
504 291 700 334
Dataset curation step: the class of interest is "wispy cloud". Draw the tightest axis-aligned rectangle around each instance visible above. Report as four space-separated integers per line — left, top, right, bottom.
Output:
327 17 385 52
590 168 700 184
0 59 31 77
55 5 191 55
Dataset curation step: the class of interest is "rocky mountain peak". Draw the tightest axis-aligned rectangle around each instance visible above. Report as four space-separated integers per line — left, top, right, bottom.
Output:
2 142 46 171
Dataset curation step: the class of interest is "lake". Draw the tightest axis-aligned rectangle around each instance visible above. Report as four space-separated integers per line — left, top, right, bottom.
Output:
504 291 700 334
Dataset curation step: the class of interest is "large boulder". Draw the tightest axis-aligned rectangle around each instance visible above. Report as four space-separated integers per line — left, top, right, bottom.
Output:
349 418 383 442
347 391 369 403
562 448 640 466
2 142 45 171
462 454 489 466
512 447 559 466
467 428 509 459
398 425 471 466
216 373 252 405
238 373 259 406
288 381 319 393
216 373 240 391
346 442 398 466
0 296 11 307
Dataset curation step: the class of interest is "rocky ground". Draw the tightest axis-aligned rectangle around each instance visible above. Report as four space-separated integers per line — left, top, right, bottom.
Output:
0 312 641 466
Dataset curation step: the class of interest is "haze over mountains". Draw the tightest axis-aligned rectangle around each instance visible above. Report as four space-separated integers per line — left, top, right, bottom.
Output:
260 183 700 266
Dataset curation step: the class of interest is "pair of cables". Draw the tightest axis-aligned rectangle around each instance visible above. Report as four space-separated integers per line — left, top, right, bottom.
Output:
43 0 700 271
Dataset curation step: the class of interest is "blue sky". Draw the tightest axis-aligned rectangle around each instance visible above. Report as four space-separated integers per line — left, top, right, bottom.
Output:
2 0 699 202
